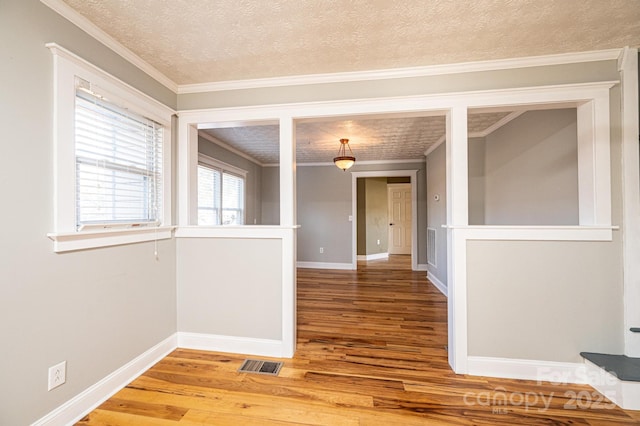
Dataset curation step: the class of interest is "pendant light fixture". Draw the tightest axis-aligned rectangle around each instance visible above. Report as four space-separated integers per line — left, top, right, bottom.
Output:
333 138 356 171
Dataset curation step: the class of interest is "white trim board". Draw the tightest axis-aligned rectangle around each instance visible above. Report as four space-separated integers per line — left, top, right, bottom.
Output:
467 356 588 384
467 357 640 411
584 359 640 410
357 253 389 261
33 335 177 426
415 263 428 271
177 332 287 358
618 47 640 357
178 49 621 93
296 261 354 270
177 79 618 380
427 271 447 297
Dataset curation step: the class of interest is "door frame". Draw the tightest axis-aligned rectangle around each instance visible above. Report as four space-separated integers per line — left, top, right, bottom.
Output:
351 170 419 270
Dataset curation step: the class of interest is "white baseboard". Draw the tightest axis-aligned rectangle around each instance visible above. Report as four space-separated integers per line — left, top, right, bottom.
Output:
584 359 640 410
357 253 389 261
467 356 588 384
415 263 428 271
427 271 447 296
296 261 354 270
33 334 178 426
178 332 288 358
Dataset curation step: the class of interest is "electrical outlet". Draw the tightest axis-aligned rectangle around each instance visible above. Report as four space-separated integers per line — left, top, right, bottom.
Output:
48 361 66 391
319 247 324 253
377 239 380 245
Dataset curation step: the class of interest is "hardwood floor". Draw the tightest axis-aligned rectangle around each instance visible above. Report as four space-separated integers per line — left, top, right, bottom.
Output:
78 255 640 425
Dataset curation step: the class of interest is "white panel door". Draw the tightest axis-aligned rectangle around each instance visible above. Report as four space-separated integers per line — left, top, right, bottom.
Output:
388 184 412 255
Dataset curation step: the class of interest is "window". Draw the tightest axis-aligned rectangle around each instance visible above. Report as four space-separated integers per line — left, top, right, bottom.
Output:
197 155 246 225
75 85 163 228
47 43 173 252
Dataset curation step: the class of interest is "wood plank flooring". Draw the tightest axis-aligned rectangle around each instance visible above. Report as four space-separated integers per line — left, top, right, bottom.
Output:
78 255 640 425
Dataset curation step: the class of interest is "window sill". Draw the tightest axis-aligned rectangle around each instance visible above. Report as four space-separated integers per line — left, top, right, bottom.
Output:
175 225 300 239
441 225 618 241
47 226 175 252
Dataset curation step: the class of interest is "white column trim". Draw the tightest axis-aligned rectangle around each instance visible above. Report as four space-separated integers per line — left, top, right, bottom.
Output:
178 121 198 226
446 107 469 373
279 117 296 227
619 47 640 357
175 79 617 379
278 117 297 357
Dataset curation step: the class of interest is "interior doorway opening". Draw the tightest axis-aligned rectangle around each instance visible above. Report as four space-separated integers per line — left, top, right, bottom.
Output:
351 170 419 271
355 177 413 270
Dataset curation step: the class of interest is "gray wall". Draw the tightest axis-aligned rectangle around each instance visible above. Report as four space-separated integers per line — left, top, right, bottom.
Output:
426 144 448 286
297 166 353 263
261 167 280 225
177 238 282 339
357 179 367 255
468 137 486 225
467 239 623 362
294 163 427 265
483 109 579 225
198 135 263 225
0 1 177 424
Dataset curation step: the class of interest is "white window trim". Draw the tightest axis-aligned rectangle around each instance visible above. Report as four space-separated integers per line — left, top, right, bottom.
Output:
197 153 247 226
198 154 248 178
46 43 175 252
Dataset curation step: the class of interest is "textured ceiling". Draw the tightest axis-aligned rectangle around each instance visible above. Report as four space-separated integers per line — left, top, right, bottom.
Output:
61 0 640 85
201 111 511 164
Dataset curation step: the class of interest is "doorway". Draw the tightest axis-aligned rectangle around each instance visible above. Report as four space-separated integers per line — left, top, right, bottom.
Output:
351 170 419 270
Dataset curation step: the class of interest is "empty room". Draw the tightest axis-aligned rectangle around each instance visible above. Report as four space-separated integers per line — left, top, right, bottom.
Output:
2 1 640 424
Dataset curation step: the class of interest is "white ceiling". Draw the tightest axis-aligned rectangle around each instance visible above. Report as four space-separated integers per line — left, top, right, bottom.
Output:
57 1 639 164
61 0 640 85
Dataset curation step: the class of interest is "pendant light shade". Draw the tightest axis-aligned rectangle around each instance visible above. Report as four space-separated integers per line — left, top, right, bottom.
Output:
333 138 356 171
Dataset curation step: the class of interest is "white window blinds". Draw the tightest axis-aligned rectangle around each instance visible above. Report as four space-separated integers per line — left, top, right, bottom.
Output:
222 173 244 225
197 166 221 226
197 160 245 226
74 88 163 228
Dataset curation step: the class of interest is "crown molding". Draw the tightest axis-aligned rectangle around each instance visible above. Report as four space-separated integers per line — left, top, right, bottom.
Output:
424 110 527 157
198 131 264 166
177 49 622 94
475 110 526 137
40 0 178 93
424 136 446 157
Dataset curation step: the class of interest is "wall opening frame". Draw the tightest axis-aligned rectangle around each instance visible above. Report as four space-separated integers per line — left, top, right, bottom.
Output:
176 79 617 370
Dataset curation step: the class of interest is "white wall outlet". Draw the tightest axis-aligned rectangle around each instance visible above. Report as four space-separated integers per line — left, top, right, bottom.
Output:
348 215 353 222
319 247 324 253
48 361 66 391
377 239 380 245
